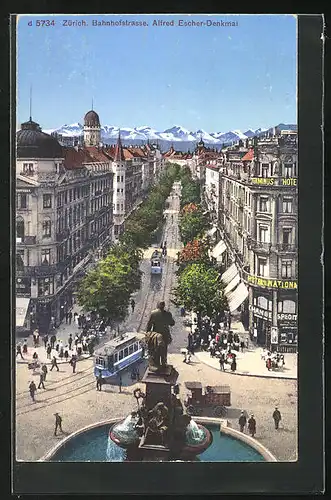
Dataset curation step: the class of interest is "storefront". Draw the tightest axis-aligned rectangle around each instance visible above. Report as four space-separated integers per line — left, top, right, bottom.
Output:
277 295 298 352
249 295 272 347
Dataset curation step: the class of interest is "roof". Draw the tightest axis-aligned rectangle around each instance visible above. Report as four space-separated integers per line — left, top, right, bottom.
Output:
184 381 203 390
241 149 254 161
62 146 112 169
210 385 231 394
114 133 125 162
17 119 63 159
84 110 100 127
94 332 138 355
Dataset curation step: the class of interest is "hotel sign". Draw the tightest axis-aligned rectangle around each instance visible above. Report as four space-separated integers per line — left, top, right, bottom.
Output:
247 274 297 289
251 177 297 186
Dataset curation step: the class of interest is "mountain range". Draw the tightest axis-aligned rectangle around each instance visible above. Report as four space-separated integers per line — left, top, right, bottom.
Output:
42 123 296 148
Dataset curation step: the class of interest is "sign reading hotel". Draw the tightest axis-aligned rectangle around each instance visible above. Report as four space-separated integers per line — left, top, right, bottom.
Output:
247 274 297 289
251 177 297 186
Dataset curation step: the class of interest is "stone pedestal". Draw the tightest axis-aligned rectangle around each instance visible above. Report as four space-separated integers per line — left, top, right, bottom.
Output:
142 365 179 411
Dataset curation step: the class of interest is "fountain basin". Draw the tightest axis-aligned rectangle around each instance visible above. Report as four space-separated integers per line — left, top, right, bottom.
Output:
41 417 277 462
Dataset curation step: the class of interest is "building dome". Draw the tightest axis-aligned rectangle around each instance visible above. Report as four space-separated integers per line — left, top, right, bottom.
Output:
16 119 63 159
84 110 100 128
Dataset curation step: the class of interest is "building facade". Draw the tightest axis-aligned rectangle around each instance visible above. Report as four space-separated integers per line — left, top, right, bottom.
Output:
16 117 114 333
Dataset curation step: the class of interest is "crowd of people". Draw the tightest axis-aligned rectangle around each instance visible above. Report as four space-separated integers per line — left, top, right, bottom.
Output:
261 349 286 372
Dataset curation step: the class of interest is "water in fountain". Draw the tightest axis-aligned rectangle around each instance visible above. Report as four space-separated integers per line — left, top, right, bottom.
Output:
185 419 207 445
111 413 140 445
106 438 126 462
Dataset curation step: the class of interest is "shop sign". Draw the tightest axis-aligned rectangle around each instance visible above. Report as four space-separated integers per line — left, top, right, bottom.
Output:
247 274 297 290
271 327 278 344
249 304 272 320
277 313 297 321
16 278 31 296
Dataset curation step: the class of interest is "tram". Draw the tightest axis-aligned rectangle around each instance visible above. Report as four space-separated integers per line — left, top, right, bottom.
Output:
150 249 163 274
93 332 144 379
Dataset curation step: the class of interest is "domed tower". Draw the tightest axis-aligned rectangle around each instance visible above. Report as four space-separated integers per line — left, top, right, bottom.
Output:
17 119 63 159
83 109 101 146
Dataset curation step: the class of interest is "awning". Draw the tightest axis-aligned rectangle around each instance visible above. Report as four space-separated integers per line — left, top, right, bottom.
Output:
16 297 30 327
221 263 239 285
227 282 249 312
207 227 217 237
224 273 240 296
212 240 227 259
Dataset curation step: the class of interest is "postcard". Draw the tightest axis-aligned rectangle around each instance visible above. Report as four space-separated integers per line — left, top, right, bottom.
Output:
12 12 324 495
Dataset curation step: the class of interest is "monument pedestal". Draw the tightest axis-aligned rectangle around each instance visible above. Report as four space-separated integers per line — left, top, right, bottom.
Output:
142 365 179 411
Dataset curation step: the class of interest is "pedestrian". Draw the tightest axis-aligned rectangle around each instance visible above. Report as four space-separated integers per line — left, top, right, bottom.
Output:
32 351 38 361
64 346 69 361
266 357 272 371
240 340 245 353
50 356 59 372
68 334 73 351
65 312 69 324
239 411 247 432
219 354 225 371
180 306 186 317
272 407 282 430
130 298 136 313
22 339 28 355
41 363 48 381
70 355 77 373
68 311 73 325
55 340 60 353
74 335 79 347
50 334 56 349
231 356 237 372
96 370 103 391
38 371 46 389
119 374 122 393
74 313 79 326
59 346 64 359
54 413 63 436
46 344 52 360
29 381 37 402
248 414 256 438
43 334 48 349
16 344 24 359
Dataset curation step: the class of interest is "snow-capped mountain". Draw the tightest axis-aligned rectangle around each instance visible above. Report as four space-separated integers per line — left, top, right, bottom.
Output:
43 123 295 146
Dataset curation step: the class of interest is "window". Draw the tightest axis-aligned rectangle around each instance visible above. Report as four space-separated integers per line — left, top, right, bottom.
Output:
117 189 120 193
129 344 134 355
17 193 27 209
281 260 292 278
116 203 120 211
41 249 51 265
96 357 106 368
259 225 269 243
259 196 268 212
133 342 139 352
16 217 25 240
23 162 34 174
121 189 124 193
124 347 129 358
119 350 124 361
284 163 293 178
258 257 267 277
282 197 293 213
43 194 52 209
282 227 293 245
121 176 124 182
278 300 296 314
16 250 24 269
42 218 51 238
261 163 269 178
38 277 53 296
64 191 68 204
114 353 118 363
117 175 120 182
69 190 73 202
257 296 268 310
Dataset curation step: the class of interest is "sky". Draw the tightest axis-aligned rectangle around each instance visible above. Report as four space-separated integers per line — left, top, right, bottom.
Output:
16 14 297 133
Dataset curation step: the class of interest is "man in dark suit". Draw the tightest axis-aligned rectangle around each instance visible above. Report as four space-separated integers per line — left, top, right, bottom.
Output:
145 301 175 367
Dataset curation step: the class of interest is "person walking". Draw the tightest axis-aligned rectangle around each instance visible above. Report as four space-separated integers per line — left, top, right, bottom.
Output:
29 381 37 402
70 355 77 373
38 371 46 389
23 339 28 355
219 353 225 371
64 346 69 361
130 299 136 314
96 371 103 391
248 414 257 438
43 334 49 349
16 344 24 360
118 373 122 393
240 340 245 353
46 344 52 360
50 334 56 350
65 312 69 324
41 363 48 381
50 356 59 372
239 411 247 432
68 334 73 351
54 413 63 436
68 311 73 325
231 355 237 372
34 329 40 347
272 407 282 430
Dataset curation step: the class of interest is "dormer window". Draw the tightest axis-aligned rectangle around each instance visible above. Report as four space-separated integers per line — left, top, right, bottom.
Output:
23 163 34 174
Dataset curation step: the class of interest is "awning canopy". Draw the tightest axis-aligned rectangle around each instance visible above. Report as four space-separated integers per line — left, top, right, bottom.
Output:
227 282 249 313
16 297 30 327
212 240 227 259
221 263 239 285
224 273 240 296
207 227 217 237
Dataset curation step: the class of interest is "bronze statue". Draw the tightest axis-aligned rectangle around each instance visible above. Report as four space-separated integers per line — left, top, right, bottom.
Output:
145 301 175 372
142 402 170 446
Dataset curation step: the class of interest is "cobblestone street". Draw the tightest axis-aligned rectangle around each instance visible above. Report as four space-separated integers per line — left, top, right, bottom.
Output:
15 192 297 463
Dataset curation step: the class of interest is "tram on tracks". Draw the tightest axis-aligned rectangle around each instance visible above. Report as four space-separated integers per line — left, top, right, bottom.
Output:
150 249 163 274
93 332 145 380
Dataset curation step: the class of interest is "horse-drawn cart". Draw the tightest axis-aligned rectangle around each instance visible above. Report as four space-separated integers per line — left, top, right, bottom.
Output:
184 381 231 417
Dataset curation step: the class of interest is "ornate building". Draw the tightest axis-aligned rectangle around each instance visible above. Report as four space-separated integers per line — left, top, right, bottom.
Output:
83 109 101 146
16 117 114 333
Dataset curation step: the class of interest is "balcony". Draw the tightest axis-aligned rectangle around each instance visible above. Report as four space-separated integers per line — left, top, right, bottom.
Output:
56 229 70 242
276 243 297 253
251 240 272 253
16 235 36 245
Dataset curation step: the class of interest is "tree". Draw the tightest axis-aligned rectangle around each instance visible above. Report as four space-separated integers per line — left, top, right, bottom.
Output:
172 263 228 318
177 238 211 274
179 208 209 245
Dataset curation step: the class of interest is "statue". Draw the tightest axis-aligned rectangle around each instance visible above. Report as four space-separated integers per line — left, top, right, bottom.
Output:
142 402 170 446
145 301 175 373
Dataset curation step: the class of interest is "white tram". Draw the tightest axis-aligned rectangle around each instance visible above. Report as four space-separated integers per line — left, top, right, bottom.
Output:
150 249 163 274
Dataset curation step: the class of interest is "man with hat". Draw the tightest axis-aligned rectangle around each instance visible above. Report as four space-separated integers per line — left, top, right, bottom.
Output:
54 413 63 436
248 414 256 438
238 410 247 433
272 407 282 430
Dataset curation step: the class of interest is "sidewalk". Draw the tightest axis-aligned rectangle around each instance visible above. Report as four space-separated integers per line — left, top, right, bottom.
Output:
16 345 91 366
190 318 297 380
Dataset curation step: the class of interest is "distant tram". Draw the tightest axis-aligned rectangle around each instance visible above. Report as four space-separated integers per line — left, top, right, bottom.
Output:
93 332 144 379
150 249 163 274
